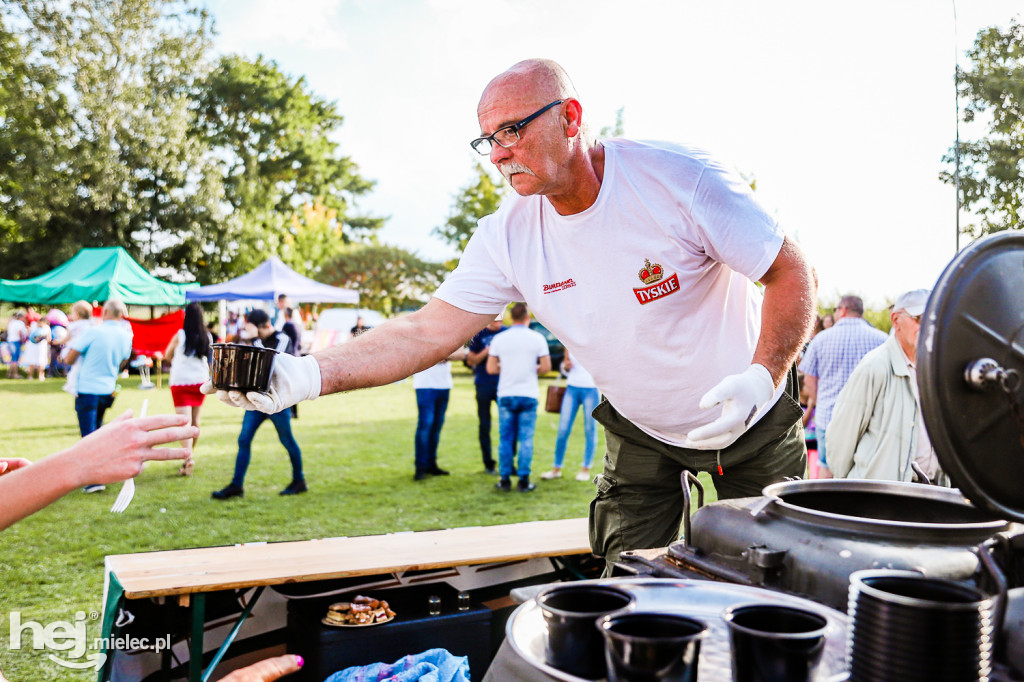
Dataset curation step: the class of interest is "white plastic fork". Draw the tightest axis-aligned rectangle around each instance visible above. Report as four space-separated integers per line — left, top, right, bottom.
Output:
110 399 147 513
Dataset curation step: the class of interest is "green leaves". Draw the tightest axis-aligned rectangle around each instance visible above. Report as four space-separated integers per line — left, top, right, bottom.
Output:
320 243 448 315
194 54 383 280
432 160 507 253
0 1 381 285
941 20 1024 239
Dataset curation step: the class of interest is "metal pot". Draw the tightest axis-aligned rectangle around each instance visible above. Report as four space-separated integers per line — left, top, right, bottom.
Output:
667 478 1016 612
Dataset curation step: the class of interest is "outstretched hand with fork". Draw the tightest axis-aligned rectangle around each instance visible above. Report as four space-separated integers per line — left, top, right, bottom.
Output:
0 409 197 530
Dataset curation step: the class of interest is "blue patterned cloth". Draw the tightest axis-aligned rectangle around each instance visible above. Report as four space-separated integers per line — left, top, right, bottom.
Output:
798 317 887 430
324 648 471 682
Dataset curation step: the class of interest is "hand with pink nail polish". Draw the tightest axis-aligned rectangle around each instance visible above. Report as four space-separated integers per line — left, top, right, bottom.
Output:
220 654 303 681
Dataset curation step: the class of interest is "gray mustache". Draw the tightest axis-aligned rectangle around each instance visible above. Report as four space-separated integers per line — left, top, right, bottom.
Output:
499 163 537 182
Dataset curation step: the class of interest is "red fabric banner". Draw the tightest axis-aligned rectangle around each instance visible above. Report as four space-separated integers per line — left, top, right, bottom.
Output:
127 310 184 357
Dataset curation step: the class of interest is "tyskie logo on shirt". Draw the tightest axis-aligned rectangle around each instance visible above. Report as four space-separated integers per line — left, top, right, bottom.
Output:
633 258 679 305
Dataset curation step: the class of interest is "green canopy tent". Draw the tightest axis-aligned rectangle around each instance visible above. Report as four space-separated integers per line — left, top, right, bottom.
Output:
0 247 197 305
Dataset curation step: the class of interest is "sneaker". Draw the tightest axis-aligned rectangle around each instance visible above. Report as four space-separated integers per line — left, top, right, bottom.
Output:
212 484 244 500
484 465 498 475
575 470 592 482
495 478 511 492
82 484 106 494
541 469 562 480
517 476 536 493
426 467 450 476
414 470 428 481
279 480 308 495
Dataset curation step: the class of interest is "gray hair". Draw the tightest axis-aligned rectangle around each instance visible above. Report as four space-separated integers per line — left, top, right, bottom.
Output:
103 299 128 319
837 295 864 316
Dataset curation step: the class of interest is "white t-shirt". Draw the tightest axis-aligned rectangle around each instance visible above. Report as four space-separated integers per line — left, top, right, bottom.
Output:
565 352 597 389
6 319 27 344
434 139 786 447
488 324 550 399
169 329 211 386
413 361 453 390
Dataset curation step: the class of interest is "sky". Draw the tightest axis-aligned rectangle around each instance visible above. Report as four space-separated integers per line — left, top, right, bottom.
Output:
202 0 1022 308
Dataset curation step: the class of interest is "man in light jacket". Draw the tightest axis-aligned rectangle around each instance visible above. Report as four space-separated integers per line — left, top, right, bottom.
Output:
825 289 948 485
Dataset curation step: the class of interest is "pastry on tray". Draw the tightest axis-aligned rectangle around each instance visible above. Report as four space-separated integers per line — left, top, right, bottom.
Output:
323 595 396 626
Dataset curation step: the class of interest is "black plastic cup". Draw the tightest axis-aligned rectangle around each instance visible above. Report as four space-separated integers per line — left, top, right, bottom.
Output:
598 612 708 682
537 584 635 679
210 343 277 392
723 603 828 682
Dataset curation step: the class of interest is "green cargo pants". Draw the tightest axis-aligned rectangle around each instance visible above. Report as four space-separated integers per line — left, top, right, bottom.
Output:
589 366 806 572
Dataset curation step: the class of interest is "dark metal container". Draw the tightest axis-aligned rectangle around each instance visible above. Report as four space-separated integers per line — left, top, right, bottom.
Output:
668 479 1016 613
210 343 276 392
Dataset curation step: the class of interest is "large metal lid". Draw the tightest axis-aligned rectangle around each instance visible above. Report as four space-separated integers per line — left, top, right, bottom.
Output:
918 231 1024 523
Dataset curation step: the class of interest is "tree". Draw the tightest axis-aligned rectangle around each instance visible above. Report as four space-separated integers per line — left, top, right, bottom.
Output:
432 160 506 254
1 3 382 284
281 199 345 276
194 55 383 278
940 20 1024 238
320 244 448 315
0 12 73 267
0 0 225 280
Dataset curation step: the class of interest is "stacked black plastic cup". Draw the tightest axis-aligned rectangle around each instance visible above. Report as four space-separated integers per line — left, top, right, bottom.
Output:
846 570 994 682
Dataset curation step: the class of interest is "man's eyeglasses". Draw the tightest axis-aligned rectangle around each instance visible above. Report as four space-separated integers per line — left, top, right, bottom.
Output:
904 312 922 323
470 100 564 155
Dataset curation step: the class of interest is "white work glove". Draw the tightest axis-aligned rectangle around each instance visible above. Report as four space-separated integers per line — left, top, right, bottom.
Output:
201 353 321 414
686 364 775 450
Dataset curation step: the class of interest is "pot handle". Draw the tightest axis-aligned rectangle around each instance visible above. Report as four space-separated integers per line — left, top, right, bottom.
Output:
910 461 932 485
976 538 1008 660
680 471 704 548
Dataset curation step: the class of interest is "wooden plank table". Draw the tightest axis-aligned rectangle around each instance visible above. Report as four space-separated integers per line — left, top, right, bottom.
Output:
101 518 591 681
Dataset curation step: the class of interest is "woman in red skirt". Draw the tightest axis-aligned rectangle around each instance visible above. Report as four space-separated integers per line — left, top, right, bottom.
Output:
164 302 212 476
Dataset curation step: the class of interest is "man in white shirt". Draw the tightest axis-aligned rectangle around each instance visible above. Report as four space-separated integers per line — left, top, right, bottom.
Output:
208 59 816 570
5 311 27 379
486 303 551 492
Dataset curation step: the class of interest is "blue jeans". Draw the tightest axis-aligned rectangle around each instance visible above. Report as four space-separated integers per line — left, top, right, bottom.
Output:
553 386 600 469
75 393 116 437
497 396 538 478
232 409 303 487
475 383 498 468
415 388 450 472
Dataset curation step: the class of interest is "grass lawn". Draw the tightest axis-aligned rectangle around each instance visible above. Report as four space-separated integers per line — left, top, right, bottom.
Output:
0 368 716 681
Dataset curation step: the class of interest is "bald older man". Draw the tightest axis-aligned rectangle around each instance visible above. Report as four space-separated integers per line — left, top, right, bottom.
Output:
208 59 816 569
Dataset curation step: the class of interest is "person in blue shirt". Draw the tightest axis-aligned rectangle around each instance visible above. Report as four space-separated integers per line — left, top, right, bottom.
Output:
466 315 507 474
64 299 134 493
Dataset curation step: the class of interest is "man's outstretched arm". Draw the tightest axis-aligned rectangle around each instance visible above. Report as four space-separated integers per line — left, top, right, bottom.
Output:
206 299 496 412
317 298 495 393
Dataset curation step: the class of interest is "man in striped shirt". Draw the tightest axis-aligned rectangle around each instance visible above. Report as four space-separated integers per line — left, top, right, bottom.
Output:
799 295 887 478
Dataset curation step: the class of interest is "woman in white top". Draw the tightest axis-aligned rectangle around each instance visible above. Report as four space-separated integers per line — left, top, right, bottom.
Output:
542 352 600 482
164 302 212 476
